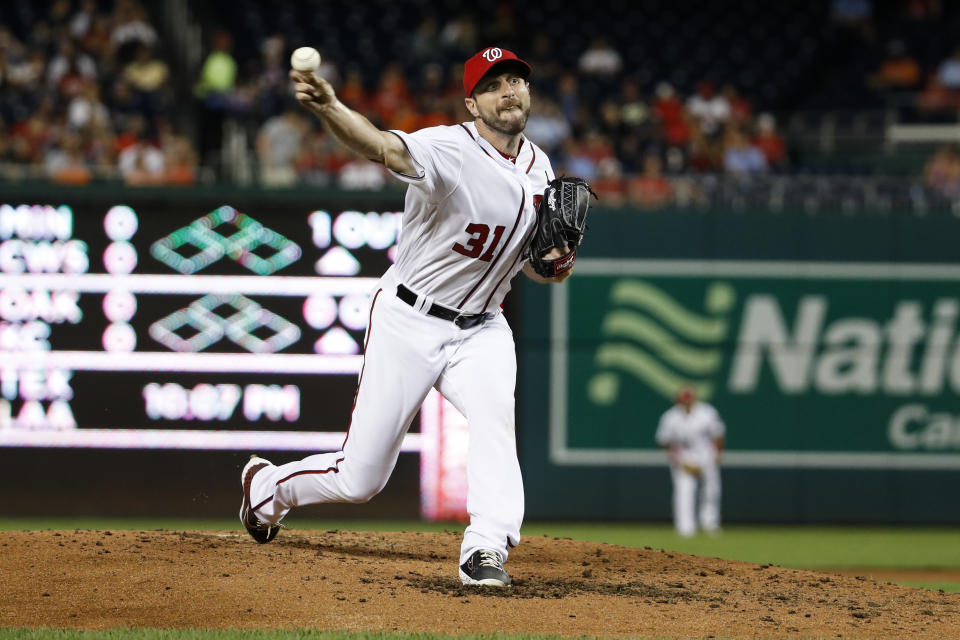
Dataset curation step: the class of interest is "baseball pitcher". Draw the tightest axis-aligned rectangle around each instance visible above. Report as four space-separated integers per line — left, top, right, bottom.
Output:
239 46 596 587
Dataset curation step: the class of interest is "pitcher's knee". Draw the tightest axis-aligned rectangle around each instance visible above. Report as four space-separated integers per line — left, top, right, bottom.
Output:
340 474 388 503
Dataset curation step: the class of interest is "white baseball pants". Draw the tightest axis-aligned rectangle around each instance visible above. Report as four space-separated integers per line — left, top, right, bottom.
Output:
248 281 524 565
670 463 721 537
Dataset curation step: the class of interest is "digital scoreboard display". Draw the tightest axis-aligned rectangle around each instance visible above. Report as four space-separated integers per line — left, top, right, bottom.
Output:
0 201 410 449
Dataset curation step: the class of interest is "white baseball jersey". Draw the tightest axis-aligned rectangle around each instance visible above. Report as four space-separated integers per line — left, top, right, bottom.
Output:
655 401 725 468
246 119 556 570
386 121 554 313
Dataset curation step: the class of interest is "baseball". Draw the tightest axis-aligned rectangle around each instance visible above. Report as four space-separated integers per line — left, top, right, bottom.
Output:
290 47 321 72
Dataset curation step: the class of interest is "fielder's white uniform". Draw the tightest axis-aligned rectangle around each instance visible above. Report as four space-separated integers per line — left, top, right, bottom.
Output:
655 401 725 537
247 121 553 566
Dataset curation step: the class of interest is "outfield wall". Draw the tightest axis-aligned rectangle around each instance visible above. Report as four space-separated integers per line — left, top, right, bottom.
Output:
518 206 960 523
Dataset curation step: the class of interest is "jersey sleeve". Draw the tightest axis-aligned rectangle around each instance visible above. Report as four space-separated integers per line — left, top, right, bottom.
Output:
386 127 462 202
655 412 673 446
706 405 726 439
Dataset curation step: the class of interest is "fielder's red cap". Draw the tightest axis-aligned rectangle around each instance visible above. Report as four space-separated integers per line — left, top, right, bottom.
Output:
463 47 532 97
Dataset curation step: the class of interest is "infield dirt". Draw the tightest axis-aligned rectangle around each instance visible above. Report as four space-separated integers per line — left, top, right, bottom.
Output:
4 529 959 639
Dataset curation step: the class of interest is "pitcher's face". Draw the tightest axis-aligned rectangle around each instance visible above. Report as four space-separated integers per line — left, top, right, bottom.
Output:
466 72 531 136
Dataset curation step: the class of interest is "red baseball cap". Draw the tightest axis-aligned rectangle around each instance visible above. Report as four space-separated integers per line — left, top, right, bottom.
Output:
463 47 532 97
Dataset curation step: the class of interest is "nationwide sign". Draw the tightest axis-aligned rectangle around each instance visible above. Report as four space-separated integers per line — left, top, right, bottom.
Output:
551 260 960 469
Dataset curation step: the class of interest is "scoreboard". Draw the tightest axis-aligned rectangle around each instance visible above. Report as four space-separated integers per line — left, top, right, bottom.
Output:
0 200 466 519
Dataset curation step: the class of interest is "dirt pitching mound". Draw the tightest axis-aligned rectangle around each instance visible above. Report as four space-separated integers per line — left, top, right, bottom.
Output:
4 529 958 638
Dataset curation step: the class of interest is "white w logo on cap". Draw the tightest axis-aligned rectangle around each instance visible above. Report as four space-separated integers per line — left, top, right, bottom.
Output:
482 48 503 62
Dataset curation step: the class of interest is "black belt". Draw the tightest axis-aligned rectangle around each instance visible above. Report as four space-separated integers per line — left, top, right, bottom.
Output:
396 284 492 329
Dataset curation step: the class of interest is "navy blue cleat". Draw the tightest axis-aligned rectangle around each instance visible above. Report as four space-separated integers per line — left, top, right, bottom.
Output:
459 549 512 587
239 455 280 544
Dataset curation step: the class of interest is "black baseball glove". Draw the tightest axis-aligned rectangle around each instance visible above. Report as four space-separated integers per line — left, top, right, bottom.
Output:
527 177 597 278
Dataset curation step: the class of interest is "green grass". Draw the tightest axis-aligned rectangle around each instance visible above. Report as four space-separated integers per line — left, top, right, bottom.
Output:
900 581 960 592
521 522 960 570
5 517 959 593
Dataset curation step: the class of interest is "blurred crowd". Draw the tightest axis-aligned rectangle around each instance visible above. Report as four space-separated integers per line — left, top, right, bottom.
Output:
0 0 197 186
205 27 791 207
2 0 960 206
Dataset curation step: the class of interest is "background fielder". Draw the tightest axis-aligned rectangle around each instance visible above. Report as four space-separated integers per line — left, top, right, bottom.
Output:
655 386 726 537
239 46 572 587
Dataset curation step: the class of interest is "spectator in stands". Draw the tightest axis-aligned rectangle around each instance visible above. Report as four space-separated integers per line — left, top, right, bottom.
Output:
687 80 730 139
69 0 98 40
67 79 110 132
111 0 159 63
924 144 960 199
47 40 97 95
110 77 141 118
578 37 623 78
1 25 26 76
86 122 118 172
592 159 626 207
416 63 455 129
4 47 46 122
293 128 332 186
867 39 921 91
555 72 581 127
615 132 645 174
753 113 787 170
118 134 165 185
722 84 753 128
578 37 623 99
722 126 767 175
372 62 413 129
256 106 308 187
162 134 198 186
194 30 238 167
114 113 147 154
338 67 372 113
9 97 57 166
123 44 170 121
524 93 571 156
195 31 238 99
257 35 292 120
79 13 113 62
597 100 624 140
652 82 691 152
583 130 619 170
915 76 960 120
619 80 652 135
935 47 960 90
687 127 721 173
559 138 597 180
45 131 92 185
627 153 673 209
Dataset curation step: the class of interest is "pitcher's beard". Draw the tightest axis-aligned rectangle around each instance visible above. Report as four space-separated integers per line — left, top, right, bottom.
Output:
481 105 530 136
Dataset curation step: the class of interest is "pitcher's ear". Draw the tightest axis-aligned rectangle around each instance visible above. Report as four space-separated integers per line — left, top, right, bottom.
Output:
465 97 479 118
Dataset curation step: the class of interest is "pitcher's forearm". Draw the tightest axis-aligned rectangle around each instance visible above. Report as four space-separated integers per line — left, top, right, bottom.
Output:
291 69 414 174
316 99 391 163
